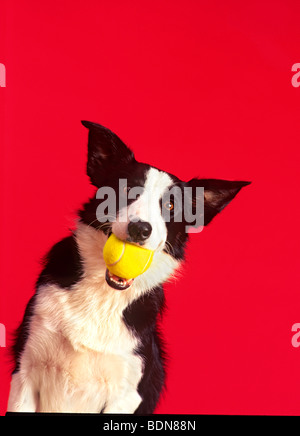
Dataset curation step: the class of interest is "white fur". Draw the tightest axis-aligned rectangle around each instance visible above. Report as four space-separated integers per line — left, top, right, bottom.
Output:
112 167 173 251
7 222 180 413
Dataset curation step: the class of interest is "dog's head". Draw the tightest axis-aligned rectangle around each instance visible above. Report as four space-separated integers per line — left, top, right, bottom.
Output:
79 121 250 291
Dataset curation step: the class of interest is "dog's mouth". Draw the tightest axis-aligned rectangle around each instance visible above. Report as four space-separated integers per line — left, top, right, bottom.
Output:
105 269 134 291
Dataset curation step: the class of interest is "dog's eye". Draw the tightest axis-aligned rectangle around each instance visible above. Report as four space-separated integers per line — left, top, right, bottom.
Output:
163 201 174 211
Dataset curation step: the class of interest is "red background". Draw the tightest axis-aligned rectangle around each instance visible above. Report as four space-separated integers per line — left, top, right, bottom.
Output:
1 0 300 415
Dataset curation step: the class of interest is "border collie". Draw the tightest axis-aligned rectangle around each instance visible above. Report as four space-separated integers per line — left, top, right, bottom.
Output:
7 121 249 414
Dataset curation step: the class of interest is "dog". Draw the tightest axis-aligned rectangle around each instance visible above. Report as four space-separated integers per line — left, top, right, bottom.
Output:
7 121 249 414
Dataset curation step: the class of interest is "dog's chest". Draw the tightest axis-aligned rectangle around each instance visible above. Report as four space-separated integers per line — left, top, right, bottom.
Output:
30 281 143 412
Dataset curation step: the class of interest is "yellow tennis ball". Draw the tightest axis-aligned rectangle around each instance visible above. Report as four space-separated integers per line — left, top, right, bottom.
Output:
103 233 154 279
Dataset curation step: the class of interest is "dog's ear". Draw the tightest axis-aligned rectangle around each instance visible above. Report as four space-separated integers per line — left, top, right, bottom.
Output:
81 121 135 187
187 178 251 226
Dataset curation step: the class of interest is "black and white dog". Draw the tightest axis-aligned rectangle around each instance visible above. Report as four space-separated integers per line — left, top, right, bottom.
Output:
7 121 249 414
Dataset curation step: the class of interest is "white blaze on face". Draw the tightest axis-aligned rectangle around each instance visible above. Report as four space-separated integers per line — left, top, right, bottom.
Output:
112 168 173 251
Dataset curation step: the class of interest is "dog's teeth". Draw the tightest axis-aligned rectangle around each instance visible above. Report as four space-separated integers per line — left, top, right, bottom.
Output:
110 276 126 286
106 269 133 290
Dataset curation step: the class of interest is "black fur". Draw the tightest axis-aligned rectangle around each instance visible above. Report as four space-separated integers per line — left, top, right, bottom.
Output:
81 120 135 188
187 178 251 226
79 160 151 231
12 294 37 374
122 286 166 414
13 236 83 374
37 235 83 289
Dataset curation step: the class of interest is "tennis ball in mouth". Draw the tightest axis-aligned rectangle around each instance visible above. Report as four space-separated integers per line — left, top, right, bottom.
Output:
103 233 154 280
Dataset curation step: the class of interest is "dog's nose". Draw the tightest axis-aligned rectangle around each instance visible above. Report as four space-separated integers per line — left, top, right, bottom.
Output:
128 220 152 242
